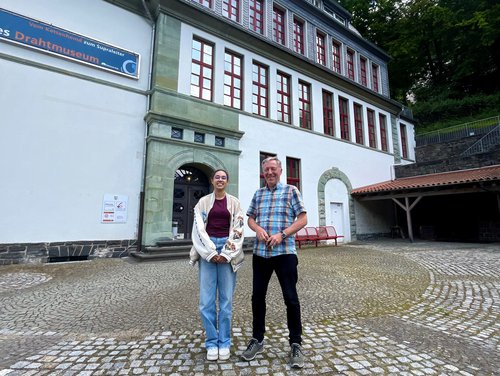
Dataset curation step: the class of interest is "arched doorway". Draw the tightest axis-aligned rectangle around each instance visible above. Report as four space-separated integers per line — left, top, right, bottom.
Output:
172 165 211 239
318 167 354 242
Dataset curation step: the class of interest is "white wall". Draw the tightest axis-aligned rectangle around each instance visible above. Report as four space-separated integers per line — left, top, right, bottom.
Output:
354 200 394 235
0 0 153 243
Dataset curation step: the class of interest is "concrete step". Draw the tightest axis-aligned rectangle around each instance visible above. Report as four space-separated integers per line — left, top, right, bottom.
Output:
129 239 254 262
129 249 189 261
155 239 193 247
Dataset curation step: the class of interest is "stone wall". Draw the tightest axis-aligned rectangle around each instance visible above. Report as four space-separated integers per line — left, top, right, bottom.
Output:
395 135 500 178
415 135 483 163
0 240 136 265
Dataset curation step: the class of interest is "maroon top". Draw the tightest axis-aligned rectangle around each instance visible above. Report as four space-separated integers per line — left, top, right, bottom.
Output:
206 196 231 237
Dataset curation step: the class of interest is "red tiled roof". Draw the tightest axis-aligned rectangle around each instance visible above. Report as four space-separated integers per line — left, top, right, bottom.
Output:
351 165 500 195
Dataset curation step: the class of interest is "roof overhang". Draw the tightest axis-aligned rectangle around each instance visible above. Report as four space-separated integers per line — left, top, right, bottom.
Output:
351 165 500 201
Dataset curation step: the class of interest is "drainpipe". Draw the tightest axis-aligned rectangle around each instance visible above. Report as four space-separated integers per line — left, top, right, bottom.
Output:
136 0 156 253
390 106 405 180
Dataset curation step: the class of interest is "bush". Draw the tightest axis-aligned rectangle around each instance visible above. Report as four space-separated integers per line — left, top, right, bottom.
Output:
412 93 500 133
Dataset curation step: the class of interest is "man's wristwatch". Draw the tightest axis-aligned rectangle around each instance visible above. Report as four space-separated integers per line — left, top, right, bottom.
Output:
281 231 287 239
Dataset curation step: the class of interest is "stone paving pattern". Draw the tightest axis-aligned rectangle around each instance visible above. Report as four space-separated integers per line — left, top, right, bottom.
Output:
0 240 498 375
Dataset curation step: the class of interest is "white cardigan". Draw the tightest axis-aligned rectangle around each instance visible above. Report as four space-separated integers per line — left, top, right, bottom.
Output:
189 192 245 272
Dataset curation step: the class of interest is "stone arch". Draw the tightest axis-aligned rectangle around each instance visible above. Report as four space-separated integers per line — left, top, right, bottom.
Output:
317 167 356 239
167 149 226 174
143 147 229 244
169 150 229 238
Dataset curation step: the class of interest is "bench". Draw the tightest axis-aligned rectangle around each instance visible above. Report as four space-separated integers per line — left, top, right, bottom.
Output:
295 227 319 248
316 226 344 246
295 226 344 248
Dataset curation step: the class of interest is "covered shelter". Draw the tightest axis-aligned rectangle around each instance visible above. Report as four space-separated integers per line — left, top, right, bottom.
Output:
351 165 500 242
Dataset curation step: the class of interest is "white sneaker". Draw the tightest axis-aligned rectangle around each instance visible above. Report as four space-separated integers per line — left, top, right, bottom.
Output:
218 347 230 361
207 347 218 361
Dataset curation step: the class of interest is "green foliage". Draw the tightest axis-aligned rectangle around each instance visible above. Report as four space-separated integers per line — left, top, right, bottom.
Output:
412 93 500 133
337 0 500 105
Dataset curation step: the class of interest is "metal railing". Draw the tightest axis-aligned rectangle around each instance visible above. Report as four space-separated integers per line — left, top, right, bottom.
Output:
416 115 500 146
461 125 500 156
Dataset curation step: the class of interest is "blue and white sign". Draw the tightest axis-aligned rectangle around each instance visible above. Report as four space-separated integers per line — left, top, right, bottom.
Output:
0 8 140 79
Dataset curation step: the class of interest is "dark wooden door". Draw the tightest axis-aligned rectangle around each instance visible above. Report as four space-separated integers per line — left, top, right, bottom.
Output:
172 166 210 239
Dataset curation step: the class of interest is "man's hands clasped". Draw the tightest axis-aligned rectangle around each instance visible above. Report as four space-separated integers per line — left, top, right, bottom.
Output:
256 227 283 248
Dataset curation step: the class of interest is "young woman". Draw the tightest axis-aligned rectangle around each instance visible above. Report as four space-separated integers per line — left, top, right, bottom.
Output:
189 169 244 361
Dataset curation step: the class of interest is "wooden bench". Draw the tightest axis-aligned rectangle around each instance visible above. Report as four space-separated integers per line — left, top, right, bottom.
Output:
316 226 344 246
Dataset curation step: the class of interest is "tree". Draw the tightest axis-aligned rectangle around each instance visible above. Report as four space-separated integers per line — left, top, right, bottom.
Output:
337 0 500 105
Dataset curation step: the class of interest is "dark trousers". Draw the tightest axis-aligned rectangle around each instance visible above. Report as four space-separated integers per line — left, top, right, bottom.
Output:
251 254 302 345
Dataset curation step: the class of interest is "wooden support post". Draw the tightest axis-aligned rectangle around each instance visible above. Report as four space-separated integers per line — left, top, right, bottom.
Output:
392 196 422 243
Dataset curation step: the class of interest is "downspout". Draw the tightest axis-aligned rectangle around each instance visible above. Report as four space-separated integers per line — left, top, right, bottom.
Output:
391 106 404 232
390 106 405 180
136 0 156 253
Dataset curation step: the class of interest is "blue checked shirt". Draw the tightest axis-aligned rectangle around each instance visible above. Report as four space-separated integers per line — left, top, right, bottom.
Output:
247 182 307 258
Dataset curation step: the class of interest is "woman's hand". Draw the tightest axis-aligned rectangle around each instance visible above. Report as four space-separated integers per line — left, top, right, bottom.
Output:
210 255 228 263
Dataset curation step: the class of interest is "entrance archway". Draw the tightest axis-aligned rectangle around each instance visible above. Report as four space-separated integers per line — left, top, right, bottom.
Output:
172 165 211 239
318 167 354 241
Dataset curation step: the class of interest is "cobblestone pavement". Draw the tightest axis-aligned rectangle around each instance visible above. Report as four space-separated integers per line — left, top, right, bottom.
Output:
0 240 498 375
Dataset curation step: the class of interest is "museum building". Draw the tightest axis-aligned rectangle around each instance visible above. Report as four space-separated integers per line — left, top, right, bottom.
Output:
0 0 415 263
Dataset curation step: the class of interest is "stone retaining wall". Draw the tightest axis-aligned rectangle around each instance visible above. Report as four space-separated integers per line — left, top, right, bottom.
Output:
395 137 500 178
0 240 136 265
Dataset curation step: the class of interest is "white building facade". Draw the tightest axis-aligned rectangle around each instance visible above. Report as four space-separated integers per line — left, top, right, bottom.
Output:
0 0 153 262
0 0 415 263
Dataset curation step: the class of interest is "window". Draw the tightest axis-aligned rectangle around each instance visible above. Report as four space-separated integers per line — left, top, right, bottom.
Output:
322 90 334 136
190 38 213 101
293 18 304 55
194 0 211 7
354 103 364 145
277 71 291 123
273 7 286 45
332 40 341 74
194 132 205 143
286 157 301 191
379 114 388 151
367 109 376 148
171 127 183 139
223 0 239 22
347 49 355 80
400 123 408 159
339 97 349 140
372 63 379 92
252 62 268 117
298 81 312 129
224 50 243 109
260 152 276 187
249 0 264 34
325 4 346 25
316 32 326 66
215 136 225 147
360 57 368 86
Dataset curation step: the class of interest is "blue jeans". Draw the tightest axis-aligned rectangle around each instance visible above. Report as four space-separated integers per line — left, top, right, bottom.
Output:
199 236 236 350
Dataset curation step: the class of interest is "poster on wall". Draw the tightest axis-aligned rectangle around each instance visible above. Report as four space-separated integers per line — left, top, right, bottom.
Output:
0 8 140 79
101 194 128 223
